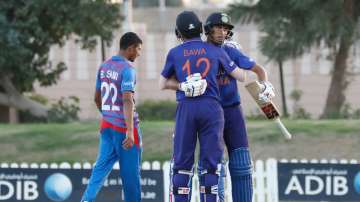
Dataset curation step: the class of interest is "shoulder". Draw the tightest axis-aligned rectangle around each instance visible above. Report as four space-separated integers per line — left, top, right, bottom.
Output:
224 40 243 51
223 43 248 59
122 66 136 77
171 43 186 53
166 46 179 58
223 42 241 54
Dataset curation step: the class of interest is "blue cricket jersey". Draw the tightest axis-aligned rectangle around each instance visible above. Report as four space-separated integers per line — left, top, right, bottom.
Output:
95 55 139 128
161 38 237 101
218 43 256 107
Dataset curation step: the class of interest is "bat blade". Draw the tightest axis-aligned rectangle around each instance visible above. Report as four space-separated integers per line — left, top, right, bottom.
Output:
245 81 292 139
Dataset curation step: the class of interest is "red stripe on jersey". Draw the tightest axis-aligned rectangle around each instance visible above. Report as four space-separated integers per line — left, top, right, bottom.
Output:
100 119 140 147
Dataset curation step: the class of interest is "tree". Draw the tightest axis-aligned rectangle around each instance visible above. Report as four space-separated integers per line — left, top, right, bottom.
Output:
228 0 360 118
0 0 121 117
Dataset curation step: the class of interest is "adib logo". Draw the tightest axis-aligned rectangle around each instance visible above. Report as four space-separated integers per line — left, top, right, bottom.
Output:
354 172 360 194
44 173 72 201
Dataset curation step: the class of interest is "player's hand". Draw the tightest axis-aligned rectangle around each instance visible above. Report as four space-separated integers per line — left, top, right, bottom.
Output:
259 81 275 103
179 79 207 97
122 130 134 150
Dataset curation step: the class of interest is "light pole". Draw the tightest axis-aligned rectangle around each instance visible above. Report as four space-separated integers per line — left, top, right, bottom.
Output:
121 0 133 32
102 0 132 61
109 0 132 31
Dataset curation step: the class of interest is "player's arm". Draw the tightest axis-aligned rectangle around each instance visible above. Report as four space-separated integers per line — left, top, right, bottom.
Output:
218 48 246 82
227 44 274 102
94 90 101 112
121 67 136 149
159 75 179 91
229 68 246 82
94 69 102 112
224 42 267 82
160 74 207 97
251 64 268 81
123 91 134 149
160 50 178 91
250 64 274 102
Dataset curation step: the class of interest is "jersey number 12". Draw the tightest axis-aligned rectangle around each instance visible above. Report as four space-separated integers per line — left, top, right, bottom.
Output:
182 57 210 77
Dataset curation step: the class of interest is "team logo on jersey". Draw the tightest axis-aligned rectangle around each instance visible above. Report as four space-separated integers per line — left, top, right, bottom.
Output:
188 23 195 30
229 61 234 67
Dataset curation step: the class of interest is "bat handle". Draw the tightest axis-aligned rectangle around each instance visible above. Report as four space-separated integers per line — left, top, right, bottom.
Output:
274 118 292 140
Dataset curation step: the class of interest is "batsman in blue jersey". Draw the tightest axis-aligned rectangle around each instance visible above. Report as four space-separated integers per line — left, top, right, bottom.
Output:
80 32 143 202
160 11 246 202
204 13 275 202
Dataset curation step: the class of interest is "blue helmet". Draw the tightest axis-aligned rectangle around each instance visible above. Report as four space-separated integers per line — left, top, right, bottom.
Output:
175 11 203 39
204 12 234 38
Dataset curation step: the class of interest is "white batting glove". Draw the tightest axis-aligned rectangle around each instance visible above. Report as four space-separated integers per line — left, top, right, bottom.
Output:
258 81 275 103
186 73 207 96
179 78 207 97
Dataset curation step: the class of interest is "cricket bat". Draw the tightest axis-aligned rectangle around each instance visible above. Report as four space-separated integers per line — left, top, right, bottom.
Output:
245 81 292 140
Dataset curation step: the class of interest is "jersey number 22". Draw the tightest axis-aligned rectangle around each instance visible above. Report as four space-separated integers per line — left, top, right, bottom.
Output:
101 82 120 111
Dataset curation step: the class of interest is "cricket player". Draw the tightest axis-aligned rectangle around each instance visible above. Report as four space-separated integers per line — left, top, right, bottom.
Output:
204 12 275 202
159 11 246 202
80 32 143 202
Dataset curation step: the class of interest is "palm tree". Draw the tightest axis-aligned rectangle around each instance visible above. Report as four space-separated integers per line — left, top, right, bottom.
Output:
228 0 360 118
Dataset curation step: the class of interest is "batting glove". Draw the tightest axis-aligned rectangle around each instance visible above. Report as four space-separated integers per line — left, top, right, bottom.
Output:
259 81 275 103
179 79 207 97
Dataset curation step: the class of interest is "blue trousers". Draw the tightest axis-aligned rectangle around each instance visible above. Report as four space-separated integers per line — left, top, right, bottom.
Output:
173 98 224 171
223 105 253 202
172 98 224 202
223 105 249 151
81 128 142 202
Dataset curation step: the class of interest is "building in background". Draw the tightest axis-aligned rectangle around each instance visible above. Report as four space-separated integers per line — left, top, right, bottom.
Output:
31 2 360 121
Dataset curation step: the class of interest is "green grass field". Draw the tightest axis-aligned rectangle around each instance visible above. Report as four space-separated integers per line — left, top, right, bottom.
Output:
0 119 359 163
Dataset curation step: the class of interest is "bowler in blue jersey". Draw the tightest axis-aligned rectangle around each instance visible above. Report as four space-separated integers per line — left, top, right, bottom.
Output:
80 32 143 202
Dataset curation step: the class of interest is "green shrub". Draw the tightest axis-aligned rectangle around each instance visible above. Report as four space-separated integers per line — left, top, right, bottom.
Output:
338 104 360 119
137 100 176 121
19 94 49 123
352 109 360 119
323 103 360 119
20 95 81 123
290 89 311 119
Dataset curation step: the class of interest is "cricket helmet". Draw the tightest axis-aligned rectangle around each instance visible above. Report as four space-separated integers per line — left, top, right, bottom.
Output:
175 11 203 39
204 12 234 36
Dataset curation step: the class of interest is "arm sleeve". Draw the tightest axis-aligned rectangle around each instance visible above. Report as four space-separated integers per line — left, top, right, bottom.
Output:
161 50 175 78
218 48 237 74
121 67 136 92
228 46 256 70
